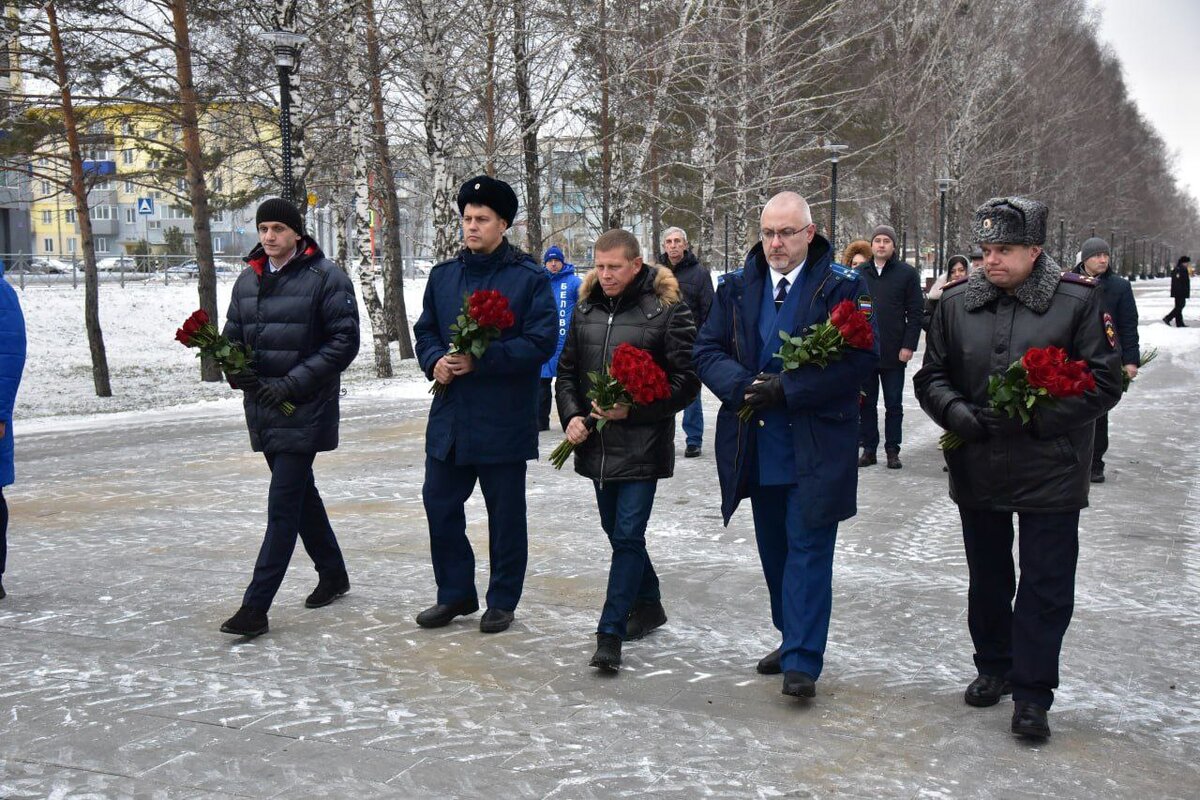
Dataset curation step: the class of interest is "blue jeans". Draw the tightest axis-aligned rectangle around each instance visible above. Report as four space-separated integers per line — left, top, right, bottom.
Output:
594 480 661 638
749 485 839 678
422 455 528 612
243 453 346 610
682 395 704 448
859 367 906 453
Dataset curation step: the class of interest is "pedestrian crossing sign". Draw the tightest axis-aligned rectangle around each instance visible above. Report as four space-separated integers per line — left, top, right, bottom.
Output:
136 197 154 216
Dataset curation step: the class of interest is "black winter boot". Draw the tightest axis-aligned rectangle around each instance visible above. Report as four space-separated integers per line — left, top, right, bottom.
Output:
220 605 269 638
589 633 622 672
305 570 350 608
625 600 667 640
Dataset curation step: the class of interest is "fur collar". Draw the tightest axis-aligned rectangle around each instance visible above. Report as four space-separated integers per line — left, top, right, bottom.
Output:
579 264 681 308
964 251 1062 313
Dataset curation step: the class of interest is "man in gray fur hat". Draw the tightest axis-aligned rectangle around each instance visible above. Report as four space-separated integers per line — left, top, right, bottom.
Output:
914 196 1123 741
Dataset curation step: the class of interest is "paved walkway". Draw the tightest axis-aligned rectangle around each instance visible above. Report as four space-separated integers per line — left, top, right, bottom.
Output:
2 289 1198 798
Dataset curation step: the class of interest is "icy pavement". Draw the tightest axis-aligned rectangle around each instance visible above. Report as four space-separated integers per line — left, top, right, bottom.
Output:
1 281 1198 798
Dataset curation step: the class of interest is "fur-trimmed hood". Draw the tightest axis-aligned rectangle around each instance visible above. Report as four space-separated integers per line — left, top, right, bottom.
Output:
964 250 1062 313
579 263 681 310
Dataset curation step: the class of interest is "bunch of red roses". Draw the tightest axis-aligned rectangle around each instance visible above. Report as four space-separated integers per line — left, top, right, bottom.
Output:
940 345 1094 450
175 309 294 415
738 299 874 422
430 289 516 397
549 343 671 469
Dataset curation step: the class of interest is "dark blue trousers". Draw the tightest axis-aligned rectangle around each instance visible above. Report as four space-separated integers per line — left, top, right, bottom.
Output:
593 479 660 638
859 366 906 453
422 455 528 612
960 508 1080 710
0 487 7 578
682 396 704 448
243 452 346 610
749 485 839 678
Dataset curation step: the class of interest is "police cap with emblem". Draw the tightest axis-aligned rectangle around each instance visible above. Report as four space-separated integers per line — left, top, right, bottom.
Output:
972 196 1048 246
457 175 519 227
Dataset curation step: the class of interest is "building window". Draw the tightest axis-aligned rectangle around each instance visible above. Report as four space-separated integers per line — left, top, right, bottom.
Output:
211 210 224 222
122 149 134 165
41 210 51 224
124 180 134 193
125 208 135 224
212 174 223 191
65 209 76 223
94 236 110 253
67 239 76 253
43 238 53 252
212 236 223 253
41 180 50 194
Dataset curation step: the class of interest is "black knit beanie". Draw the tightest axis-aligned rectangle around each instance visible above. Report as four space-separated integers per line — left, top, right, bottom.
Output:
255 197 305 235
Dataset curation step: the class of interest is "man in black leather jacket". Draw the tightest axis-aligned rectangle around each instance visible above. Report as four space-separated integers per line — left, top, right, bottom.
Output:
557 228 699 672
914 197 1122 741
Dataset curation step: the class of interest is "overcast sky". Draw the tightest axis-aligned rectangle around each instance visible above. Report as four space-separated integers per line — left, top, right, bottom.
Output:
1094 0 1200 203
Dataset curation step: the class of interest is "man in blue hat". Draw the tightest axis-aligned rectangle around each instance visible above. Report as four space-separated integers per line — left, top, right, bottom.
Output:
538 245 582 431
414 175 557 634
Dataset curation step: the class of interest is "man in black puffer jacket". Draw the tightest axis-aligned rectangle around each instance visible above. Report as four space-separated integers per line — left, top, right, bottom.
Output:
557 228 699 672
218 198 360 638
914 197 1122 741
657 227 713 458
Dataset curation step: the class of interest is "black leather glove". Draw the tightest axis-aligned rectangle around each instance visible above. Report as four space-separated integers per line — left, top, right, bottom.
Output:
256 379 289 409
226 371 259 392
742 373 786 411
979 408 1027 438
944 400 987 443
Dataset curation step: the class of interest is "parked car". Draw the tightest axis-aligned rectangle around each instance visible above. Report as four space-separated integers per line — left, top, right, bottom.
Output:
164 261 200 277
96 256 138 272
28 258 71 274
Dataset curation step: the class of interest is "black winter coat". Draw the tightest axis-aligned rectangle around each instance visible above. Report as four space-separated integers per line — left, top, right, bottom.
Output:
914 253 1123 513
224 238 360 454
556 265 699 481
1073 265 1139 365
1171 263 1191 298
860 257 923 368
657 250 714 329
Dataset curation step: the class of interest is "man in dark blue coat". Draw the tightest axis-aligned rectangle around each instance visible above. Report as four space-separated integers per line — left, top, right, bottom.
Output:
414 175 557 634
1074 237 1139 483
219 198 361 638
0 260 26 601
694 192 879 699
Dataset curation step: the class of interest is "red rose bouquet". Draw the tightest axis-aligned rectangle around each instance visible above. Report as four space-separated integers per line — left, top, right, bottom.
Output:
940 345 1095 450
549 343 672 469
430 289 516 397
174 309 294 415
738 299 874 422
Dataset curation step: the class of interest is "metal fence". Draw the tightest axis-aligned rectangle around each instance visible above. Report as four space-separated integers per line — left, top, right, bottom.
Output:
0 253 247 290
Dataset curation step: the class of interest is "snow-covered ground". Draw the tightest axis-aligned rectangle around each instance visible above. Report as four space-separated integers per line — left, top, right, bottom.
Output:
10 273 434 423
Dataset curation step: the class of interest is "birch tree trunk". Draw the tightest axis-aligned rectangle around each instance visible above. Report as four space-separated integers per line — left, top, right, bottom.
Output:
416 0 459 261
512 0 542 255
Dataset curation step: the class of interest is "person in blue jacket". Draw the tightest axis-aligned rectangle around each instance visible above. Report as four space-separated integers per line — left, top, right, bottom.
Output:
414 175 557 634
0 260 26 601
693 192 879 700
538 245 582 431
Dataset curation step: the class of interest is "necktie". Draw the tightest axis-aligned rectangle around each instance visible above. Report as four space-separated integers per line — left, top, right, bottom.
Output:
775 277 789 311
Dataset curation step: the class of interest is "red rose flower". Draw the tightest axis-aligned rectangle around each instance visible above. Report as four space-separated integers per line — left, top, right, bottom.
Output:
829 300 855 329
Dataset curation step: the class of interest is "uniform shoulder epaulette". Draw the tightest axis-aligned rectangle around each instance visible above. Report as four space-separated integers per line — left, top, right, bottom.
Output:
717 268 744 286
829 262 860 281
430 256 459 271
943 276 969 291
513 254 544 273
1060 272 1098 287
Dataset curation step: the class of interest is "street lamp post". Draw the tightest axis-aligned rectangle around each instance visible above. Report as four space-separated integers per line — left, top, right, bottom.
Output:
935 177 957 279
260 29 309 205
822 143 848 253
1110 229 1118 274
1058 218 1065 266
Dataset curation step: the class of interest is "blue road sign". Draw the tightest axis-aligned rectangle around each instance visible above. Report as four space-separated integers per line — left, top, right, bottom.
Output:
136 197 154 216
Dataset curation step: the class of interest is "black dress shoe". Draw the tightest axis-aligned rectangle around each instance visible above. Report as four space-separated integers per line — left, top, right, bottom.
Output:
782 670 816 698
479 607 514 633
756 648 781 675
220 605 269 638
0 581 6 600
858 451 876 468
625 600 667 640
589 633 622 671
1090 464 1106 483
684 445 702 458
1011 701 1051 739
964 674 1012 707
886 450 902 469
304 570 350 608
415 598 479 628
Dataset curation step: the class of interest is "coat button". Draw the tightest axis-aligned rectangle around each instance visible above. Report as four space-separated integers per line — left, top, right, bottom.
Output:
758 420 765 427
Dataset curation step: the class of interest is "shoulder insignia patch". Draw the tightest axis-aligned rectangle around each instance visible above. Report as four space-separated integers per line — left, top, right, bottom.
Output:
829 262 859 281
1060 272 1098 287
856 295 873 319
1102 311 1117 349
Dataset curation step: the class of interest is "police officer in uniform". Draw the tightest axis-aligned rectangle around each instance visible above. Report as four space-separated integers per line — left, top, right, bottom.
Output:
414 176 557 634
914 197 1123 739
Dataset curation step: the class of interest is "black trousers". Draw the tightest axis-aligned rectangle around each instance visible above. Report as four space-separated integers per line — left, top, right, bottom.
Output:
243 452 346 610
959 507 1080 710
1092 413 1108 469
0 487 7 578
1164 297 1186 326
538 378 553 431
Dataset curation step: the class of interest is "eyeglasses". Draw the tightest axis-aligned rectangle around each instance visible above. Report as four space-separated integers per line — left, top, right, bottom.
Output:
760 225 812 242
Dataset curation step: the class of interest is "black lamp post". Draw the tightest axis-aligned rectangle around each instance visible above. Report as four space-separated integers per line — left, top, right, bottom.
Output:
823 144 848 253
935 177 956 278
1058 218 1065 265
260 29 308 205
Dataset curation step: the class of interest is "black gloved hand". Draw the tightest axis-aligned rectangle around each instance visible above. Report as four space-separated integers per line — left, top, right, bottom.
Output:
742 373 786 411
944 400 987 443
979 408 1027 438
256 379 289 409
226 371 259 392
